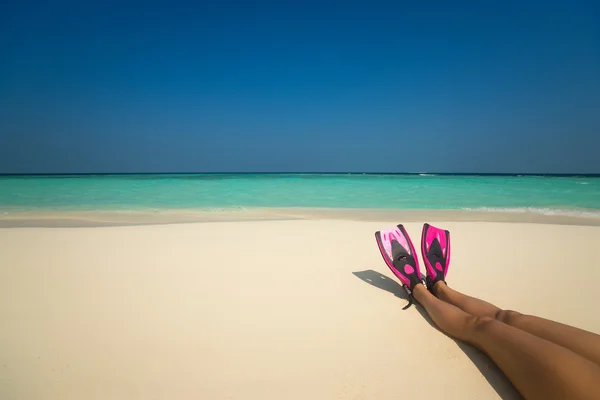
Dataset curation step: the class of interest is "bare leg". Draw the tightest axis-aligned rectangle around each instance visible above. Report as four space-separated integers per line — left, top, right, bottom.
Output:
412 284 600 400
433 281 600 366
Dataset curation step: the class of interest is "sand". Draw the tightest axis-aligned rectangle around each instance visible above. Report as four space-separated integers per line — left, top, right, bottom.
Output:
1 219 600 399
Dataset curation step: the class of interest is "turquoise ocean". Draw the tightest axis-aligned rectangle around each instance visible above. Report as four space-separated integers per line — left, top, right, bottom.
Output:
0 174 599 217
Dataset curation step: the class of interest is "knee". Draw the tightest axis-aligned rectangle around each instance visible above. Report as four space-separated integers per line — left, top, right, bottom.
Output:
467 315 495 335
494 309 522 324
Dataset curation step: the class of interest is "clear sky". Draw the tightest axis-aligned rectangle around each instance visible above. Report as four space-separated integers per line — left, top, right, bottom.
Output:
1 1 599 173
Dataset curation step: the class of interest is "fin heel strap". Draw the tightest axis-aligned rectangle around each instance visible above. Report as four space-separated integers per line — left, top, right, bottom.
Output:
402 279 425 310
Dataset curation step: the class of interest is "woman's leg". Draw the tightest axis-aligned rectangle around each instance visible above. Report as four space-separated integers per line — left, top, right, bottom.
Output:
432 281 600 366
412 284 600 400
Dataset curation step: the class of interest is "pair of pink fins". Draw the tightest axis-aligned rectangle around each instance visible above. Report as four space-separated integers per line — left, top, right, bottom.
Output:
375 223 450 309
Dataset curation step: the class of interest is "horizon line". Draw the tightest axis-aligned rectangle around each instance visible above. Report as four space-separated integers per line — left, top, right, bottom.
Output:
1 172 599 177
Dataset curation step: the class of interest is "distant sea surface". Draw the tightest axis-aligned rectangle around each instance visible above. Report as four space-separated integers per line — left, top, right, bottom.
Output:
0 174 599 218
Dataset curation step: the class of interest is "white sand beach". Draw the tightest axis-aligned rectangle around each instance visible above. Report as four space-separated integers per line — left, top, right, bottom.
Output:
1 218 600 399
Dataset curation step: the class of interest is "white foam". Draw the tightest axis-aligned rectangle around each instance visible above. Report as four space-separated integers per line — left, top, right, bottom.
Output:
462 207 600 219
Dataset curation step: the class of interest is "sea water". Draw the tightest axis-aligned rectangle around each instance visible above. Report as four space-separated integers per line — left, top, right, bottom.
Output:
0 174 599 217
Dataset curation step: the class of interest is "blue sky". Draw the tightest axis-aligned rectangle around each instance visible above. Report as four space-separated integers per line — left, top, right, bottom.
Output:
1 1 599 173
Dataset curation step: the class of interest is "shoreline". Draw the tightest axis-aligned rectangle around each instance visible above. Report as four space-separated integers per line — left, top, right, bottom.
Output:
1 207 600 227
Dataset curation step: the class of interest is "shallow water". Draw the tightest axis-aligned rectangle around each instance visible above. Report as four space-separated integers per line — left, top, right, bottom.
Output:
0 174 598 217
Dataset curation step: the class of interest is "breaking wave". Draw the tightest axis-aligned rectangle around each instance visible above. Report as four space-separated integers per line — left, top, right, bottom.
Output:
462 207 600 219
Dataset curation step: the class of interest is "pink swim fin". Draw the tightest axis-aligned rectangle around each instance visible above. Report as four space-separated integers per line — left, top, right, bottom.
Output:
421 223 451 292
374 224 423 309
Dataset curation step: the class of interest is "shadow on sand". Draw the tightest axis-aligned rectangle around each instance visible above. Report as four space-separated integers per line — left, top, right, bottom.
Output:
353 269 523 400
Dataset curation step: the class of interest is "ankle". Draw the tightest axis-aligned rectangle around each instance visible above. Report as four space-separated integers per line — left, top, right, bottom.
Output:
432 280 447 297
411 282 427 300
